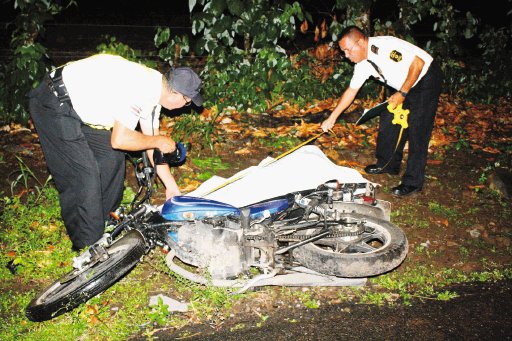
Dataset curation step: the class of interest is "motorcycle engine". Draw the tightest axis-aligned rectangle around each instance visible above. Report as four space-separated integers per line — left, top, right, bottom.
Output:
172 219 247 280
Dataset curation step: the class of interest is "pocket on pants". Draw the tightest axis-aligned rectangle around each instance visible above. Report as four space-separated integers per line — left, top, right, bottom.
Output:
56 113 85 142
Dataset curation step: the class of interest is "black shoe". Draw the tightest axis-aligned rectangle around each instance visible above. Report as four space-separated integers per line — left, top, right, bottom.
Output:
391 184 422 197
364 164 400 175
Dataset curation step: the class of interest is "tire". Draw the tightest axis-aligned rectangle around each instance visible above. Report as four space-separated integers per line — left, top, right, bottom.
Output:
26 230 146 322
291 213 408 278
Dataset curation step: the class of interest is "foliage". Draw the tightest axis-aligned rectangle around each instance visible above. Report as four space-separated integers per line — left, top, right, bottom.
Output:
149 0 510 116
9 155 52 200
171 112 218 149
0 0 76 125
155 27 190 67
0 187 71 281
96 35 157 69
185 0 341 113
459 26 512 102
398 0 478 49
1 0 510 126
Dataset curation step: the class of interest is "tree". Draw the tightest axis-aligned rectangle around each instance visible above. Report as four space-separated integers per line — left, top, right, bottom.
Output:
0 0 76 125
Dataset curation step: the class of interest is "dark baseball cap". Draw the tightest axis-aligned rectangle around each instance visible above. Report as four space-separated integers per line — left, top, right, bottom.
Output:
167 67 203 106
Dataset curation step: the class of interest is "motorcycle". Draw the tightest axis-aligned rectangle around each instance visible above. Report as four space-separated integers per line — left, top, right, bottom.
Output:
26 145 408 322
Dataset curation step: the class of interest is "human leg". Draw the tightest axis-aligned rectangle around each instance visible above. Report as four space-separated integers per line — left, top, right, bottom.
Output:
29 82 105 249
368 105 406 174
400 62 442 188
82 126 125 221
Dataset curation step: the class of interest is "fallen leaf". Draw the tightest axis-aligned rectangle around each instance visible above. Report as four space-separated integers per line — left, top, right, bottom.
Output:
88 315 99 325
482 146 501 154
427 159 443 165
234 148 252 155
251 130 267 138
321 19 328 39
300 20 308 34
86 304 99 315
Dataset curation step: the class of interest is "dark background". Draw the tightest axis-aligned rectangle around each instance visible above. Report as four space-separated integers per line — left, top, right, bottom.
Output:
0 0 510 63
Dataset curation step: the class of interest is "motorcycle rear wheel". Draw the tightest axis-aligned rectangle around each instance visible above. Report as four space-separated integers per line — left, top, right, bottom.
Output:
292 213 408 278
26 230 145 322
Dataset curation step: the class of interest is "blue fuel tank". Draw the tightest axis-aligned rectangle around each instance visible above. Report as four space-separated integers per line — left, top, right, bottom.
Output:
161 196 240 221
161 196 289 221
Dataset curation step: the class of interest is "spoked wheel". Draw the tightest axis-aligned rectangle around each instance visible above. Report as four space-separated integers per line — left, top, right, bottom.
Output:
291 213 408 277
26 230 146 322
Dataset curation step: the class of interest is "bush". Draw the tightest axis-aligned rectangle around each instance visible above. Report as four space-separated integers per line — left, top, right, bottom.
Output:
0 0 76 125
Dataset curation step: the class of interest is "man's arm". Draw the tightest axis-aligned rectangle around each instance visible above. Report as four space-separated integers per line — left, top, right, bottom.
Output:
139 123 181 199
321 87 359 132
152 153 181 199
111 120 176 153
388 55 425 109
111 120 180 199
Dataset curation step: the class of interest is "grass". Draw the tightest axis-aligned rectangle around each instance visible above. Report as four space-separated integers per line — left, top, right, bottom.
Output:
191 156 231 181
428 200 459 219
258 133 301 151
390 206 430 229
1 152 511 339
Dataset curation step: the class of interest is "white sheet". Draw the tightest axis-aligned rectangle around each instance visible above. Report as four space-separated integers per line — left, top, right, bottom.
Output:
187 145 368 207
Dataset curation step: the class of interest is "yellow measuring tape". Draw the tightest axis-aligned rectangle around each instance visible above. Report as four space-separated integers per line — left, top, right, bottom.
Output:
388 103 409 150
379 103 410 170
199 130 329 197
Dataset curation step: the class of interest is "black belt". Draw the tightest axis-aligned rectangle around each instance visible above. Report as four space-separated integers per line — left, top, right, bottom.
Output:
47 67 72 106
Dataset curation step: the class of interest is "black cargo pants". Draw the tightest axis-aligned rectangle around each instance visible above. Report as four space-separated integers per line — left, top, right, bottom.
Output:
28 80 125 250
375 61 442 188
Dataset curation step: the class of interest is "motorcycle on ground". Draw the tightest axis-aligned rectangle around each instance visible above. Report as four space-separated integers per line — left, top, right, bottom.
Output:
26 146 408 322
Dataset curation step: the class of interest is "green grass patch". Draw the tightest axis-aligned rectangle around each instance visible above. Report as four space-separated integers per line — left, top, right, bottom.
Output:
258 133 301 151
391 206 430 229
191 156 231 181
427 201 459 219
364 264 512 306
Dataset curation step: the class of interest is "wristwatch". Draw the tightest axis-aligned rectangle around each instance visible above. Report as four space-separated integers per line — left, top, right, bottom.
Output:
398 90 408 97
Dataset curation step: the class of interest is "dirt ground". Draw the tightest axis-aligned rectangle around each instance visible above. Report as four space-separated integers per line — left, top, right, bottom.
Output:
2 108 510 273
1 98 511 339
139 279 512 340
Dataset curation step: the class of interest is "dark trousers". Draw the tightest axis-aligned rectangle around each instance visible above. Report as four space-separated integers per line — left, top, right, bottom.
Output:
28 80 125 250
375 61 442 188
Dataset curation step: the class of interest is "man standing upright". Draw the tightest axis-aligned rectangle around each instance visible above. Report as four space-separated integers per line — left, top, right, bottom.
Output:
321 26 442 197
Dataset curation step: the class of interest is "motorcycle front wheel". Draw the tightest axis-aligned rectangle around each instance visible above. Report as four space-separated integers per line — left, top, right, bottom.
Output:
291 213 408 278
26 230 145 322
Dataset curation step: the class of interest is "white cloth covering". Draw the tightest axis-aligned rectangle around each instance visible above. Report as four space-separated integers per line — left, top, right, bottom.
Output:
187 145 368 207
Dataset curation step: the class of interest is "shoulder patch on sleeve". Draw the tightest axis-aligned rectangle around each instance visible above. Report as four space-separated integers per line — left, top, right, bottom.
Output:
389 50 402 62
371 45 379 54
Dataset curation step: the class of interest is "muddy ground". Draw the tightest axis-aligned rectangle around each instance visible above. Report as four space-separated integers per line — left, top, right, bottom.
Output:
143 279 512 340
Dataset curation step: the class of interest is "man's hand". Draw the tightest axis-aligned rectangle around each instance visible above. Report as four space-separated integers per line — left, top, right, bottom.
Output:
321 115 337 132
165 186 181 200
155 135 176 154
320 87 359 132
387 55 425 110
387 92 405 110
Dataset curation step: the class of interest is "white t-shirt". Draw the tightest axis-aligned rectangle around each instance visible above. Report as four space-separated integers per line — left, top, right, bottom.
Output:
350 36 433 91
62 54 162 131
